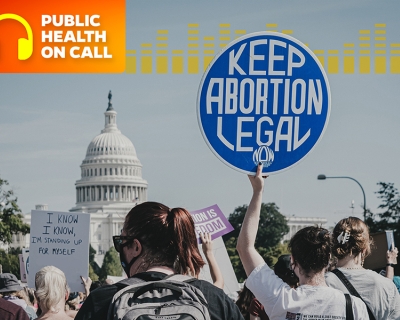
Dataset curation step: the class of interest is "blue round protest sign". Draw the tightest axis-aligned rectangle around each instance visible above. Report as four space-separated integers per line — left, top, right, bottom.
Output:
197 32 331 174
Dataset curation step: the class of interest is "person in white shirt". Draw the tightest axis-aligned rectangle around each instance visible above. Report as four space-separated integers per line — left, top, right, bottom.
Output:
325 217 400 320
236 164 369 320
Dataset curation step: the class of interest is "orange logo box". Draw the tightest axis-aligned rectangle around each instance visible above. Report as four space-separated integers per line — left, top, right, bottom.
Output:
0 0 125 73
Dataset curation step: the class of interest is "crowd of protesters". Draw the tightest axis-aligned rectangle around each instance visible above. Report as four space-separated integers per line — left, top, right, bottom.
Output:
1 164 400 320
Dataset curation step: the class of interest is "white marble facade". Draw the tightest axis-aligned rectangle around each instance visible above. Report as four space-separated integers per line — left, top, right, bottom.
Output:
21 92 147 266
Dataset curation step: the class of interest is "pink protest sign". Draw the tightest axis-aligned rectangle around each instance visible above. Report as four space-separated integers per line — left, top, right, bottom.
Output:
190 204 234 243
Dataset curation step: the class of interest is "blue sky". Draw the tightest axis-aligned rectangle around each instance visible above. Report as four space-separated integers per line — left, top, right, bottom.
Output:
1 0 399 228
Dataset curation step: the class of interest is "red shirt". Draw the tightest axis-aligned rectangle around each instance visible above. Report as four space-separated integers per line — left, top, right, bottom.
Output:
0 298 30 320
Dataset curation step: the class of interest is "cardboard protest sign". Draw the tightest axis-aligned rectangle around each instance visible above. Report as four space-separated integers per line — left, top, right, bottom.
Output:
22 248 30 283
198 237 239 295
190 204 234 243
19 254 27 283
197 32 331 175
28 210 90 292
364 231 396 270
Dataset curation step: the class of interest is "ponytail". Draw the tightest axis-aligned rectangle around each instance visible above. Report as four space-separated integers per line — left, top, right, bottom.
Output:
170 208 205 277
124 202 204 275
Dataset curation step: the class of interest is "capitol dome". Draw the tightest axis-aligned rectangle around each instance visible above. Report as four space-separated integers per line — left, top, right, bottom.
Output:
70 91 148 214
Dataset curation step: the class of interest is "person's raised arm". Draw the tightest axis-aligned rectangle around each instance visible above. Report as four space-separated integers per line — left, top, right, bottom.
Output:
386 247 398 280
236 163 267 276
200 232 224 289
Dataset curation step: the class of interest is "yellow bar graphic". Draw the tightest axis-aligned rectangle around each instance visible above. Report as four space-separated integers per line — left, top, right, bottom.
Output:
313 50 324 54
188 30 199 34
266 23 278 28
126 50 136 54
375 30 386 34
188 37 199 41
188 56 199 74
359 30 370 34
375 50 386 55
141 43 152 47
220 37 230 41
391 44 400 48
188 50 199 55
390 57 400 73
375 44 386 48
219 30 230 34
328 50 339 54
375 56 386 74
375 37 386 41
204 50 215 55
204 56 214 71
375 24 386 28
219 24 230 28
156 50 168 54
157 30 168 34
359 50 370 54
188 43 199 48
359 56 370 74
204 37 215 41
204 43 214 48
188 24 199 28
141 50 152 54
141 56 152 74
156 44 168 48
235 30 246 34
172 56 183 74
344 43 355 48
282 30 293 35
344 56 354 74
391 50 400 54
156 56 168 74
126 56 136 74
172 50 184 54
156 37 168 41
328 56 339 74
359 37 370 41
344 50 354 54
359 44 370 48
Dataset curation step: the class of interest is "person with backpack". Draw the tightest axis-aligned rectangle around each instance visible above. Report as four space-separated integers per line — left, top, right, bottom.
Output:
325 217 400 320
236 164 369 320
75 201 243 320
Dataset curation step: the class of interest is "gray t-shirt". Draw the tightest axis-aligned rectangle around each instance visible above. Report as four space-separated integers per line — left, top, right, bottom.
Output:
325 268 400 320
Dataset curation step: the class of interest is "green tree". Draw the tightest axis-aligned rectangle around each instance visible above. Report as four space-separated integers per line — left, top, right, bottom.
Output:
223 202 289 282
0 247 22 279
88 244 100 281
99 246 122 281
0 177 30 244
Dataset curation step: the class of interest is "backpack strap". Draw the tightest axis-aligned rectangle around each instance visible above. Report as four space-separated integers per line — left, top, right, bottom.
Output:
345 294 354 320
163 274 197 283
113 277 146 291
331 269 376 320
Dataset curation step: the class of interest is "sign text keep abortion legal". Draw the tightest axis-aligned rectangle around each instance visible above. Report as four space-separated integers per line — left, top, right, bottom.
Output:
197 32 330 174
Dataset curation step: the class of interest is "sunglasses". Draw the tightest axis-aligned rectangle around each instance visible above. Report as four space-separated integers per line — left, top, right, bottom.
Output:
112 235 135 253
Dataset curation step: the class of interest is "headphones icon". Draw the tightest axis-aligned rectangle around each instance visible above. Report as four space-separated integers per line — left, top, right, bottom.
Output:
0 13 33 60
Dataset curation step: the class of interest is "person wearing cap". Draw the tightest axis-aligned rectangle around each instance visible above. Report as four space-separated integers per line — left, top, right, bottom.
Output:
0 298 30 320
0 273 37 320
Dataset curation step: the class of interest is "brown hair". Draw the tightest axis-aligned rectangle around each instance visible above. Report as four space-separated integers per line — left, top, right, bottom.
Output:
124 202 205 276
288 226 332 275
332 217 372 260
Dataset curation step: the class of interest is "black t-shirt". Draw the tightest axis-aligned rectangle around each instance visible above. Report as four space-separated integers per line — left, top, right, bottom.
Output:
75 271 243 320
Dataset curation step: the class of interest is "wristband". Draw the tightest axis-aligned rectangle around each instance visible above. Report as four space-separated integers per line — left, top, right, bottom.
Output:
387 263 396 268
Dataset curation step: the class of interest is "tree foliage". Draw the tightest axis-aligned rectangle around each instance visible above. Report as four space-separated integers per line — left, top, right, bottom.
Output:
0 247 22 279
223 202 289 282
366 182 400 238
99 246 122 281
0 177 30 244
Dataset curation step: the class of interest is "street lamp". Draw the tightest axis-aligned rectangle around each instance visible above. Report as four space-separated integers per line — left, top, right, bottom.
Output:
317 174 367 221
